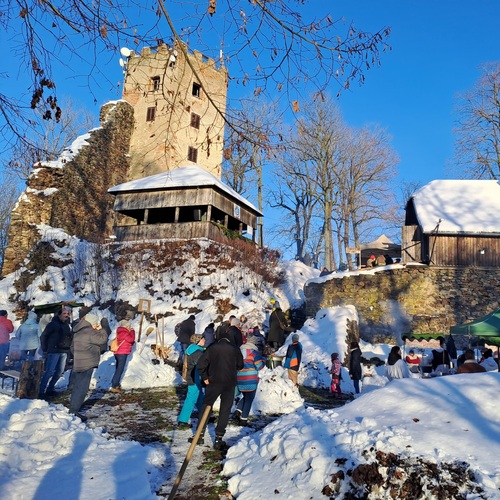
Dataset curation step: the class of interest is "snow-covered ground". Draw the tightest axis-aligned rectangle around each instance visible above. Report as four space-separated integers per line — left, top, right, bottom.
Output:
1 233 499 498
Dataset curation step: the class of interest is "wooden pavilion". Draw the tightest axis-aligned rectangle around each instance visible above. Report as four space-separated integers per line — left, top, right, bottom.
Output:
108 166 263 243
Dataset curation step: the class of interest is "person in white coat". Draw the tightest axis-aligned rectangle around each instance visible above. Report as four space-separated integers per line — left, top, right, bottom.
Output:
480 349 499 372
16 311 40 361
386 346 411 381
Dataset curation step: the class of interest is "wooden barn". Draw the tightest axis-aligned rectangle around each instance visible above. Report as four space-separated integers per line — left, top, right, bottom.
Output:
402 180 500 267
108 165 263 243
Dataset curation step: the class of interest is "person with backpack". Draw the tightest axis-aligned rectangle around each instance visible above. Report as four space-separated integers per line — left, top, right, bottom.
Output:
214 315 235 342
233 338 266 426
283 333 302 387
109 320 136 394
176 334 206 430
39 308 72 398
267 302 293 351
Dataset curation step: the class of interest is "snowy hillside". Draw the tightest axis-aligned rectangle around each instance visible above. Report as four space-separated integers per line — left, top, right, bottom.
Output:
1 229 500 499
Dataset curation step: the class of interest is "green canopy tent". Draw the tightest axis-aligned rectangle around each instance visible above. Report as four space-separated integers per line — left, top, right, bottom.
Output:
33 301 84 316
449 309 500 348
402 333 446 343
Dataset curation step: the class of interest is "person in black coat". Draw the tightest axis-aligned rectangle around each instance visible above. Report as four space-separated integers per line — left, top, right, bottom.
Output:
267 302 291 350
349 341 362 394
39 308 72 398
176 315 196 362
226 317 243 347
193 330 244 450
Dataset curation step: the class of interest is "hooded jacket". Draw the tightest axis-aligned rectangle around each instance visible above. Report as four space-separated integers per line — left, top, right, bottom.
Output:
237 342 265 392
113 326 136 355
15 313 40 351
71 319 109 372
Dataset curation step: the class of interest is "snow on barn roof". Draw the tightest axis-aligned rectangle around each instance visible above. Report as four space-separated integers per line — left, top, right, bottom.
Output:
108 165 263 215
411 179 500 234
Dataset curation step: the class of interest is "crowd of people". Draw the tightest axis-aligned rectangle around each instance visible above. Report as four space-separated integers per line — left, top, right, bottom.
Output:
174 300 301 451
2 302 498 452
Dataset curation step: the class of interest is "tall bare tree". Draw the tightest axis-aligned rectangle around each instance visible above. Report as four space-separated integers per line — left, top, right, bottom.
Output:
268 145 319 261
453 62 500 179
268 97 398 268
0 173 21 268
223 99 282 245
2 1 390 164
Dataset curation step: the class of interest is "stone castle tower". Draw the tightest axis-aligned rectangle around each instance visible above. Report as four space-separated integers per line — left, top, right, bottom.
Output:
1 43 229 276
121 43 228 180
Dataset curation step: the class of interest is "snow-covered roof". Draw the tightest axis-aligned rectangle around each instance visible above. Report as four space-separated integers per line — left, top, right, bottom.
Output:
410 179 500 234
360 234 399 250
108 165 262 215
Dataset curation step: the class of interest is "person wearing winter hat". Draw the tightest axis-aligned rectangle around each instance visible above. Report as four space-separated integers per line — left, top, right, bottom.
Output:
226 316 243 347
176 335 206 430
109 319 136 393
15 311 40 361
233 338 266 426
267 302 292 351
283 333 302 387
69 313 109 421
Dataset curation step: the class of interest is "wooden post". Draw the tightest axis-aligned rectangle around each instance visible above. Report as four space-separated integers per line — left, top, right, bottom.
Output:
17 360 44 399
167 405 212 500
137 312 145 342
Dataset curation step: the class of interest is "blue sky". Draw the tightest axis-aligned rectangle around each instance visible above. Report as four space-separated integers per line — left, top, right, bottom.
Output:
2 1 498 187
335 0 500 186
1 1 499 254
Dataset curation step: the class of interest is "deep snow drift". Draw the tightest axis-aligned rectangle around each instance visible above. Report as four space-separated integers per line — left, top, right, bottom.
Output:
1 232 499 498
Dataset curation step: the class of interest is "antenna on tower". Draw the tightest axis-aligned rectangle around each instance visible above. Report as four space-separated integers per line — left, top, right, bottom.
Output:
118 47 131 76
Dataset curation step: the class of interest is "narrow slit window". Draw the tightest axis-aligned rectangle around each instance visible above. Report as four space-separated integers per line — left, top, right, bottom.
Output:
190 113 200 129
192 82 201 98
188 146 198 162
151 76 161 91
146 107 156 122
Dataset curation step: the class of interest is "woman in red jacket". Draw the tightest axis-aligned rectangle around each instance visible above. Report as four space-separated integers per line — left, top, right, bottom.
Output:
110 320 136 393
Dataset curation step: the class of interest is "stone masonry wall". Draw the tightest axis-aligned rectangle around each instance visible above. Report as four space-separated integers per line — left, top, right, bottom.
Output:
304 266 500 342
2 101 134 275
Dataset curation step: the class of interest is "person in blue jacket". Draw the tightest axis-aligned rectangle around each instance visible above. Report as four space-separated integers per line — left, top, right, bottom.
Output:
177 334 205 430
283 333 302 386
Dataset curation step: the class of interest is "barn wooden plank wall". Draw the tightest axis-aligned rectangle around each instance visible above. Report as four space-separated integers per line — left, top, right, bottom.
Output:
429 235 500 267
402 225 421 263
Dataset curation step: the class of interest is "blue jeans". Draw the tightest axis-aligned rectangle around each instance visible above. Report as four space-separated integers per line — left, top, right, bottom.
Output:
0 343 9 369
236 390 256 419
178 382 204 423
39 353 67 394
353 379 360 394
111 354 128 388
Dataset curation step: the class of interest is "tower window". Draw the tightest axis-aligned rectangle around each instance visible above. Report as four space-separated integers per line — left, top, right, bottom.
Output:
190 113 200 129
192 82 201 98
188 146 198 162
146 107 156 122
151 76 161 91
